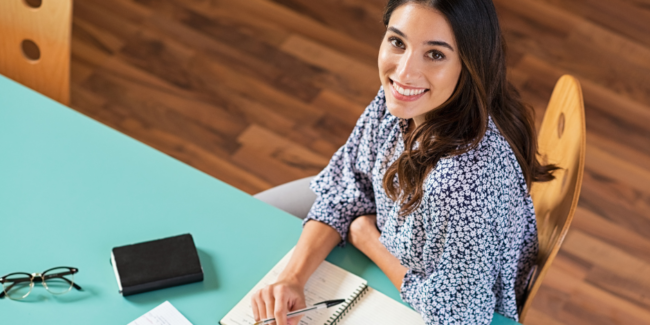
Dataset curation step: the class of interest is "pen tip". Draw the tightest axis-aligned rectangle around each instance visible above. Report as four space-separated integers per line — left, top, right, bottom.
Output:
323 299 346 307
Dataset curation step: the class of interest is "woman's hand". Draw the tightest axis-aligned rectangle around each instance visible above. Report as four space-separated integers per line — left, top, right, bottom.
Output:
249 220 341 325
251 275 306 325
348 214 380 250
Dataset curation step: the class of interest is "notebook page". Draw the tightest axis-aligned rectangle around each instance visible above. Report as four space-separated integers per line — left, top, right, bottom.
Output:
129 301 193 325
334 287 425 325
221 248 367 325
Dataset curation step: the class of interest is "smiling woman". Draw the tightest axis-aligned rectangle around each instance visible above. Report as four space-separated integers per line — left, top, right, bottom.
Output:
379 4 462 126
251 1 558 325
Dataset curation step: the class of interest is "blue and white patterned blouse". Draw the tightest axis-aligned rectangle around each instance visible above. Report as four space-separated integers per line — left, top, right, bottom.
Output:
304 87 537 324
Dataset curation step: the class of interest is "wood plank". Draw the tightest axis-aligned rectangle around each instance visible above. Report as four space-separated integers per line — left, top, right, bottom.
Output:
233 125 329 184
80 71 245 157
143 13 290 97
579 169 650 238
188 53 324 125
266 0 385 48
280 34 380 105
495 0 580 35
563 230 650 287
528 286 571 319
572 206 650 263
497 0 650 106
135 0 290 47
586 132 650 184
311 89 366 126
524 308 567 325
585 266 650 310
560 281 650 325
538 251 590 295
586 145 650 195
73 18 125 56
538 0 650 48
143 0 379 64
73 0 146 41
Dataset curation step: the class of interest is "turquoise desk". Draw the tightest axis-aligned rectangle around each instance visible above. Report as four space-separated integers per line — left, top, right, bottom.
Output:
0 75 518 325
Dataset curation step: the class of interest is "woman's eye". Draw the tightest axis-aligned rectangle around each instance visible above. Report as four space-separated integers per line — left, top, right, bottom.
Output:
427 50 445 61
389 37 405 49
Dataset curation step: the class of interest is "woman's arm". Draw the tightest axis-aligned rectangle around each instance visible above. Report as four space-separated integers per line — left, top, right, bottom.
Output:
348 215 408 290
280 220 341 286
251 220 340 325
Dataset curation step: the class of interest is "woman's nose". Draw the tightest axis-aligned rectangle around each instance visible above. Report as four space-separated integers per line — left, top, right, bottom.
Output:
395 50 420 81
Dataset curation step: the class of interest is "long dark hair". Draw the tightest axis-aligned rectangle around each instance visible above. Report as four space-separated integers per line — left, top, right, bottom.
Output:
382 0 558 216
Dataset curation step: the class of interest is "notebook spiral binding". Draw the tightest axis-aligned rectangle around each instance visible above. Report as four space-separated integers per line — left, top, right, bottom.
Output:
325 284 369 325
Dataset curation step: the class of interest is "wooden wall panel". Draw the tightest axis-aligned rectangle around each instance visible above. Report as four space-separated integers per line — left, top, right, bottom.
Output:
0 0 72 105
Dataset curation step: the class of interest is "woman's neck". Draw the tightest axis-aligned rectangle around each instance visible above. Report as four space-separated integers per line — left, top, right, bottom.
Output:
406 119 417 138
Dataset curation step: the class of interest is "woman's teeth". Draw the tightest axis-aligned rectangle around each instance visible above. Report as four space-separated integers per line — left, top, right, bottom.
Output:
394 83 426 96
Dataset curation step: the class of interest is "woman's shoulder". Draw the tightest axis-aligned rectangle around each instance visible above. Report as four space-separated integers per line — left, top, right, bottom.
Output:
425 117 526 193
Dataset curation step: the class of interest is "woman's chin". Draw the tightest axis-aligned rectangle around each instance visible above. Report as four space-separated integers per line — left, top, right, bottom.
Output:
385 103 415 120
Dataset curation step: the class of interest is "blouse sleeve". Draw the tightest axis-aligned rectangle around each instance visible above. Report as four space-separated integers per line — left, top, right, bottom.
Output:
303 89 387 246
399 152 506 325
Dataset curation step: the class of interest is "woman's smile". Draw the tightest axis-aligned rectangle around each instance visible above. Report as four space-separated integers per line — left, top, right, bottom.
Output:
389 79 429 102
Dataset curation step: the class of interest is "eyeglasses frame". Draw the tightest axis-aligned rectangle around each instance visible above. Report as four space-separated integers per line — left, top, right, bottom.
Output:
0 266 82 300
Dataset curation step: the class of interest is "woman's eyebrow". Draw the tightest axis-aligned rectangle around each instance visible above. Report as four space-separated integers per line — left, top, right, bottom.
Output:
387 26 455 52
426 40 454 52
388 26 407 38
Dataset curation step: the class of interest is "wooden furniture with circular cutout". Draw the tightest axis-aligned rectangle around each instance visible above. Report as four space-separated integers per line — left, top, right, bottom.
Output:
0 0 72 105
518 75 586 322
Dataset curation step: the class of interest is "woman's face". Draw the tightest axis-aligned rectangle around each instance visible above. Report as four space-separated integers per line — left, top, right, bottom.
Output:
378 3 462 126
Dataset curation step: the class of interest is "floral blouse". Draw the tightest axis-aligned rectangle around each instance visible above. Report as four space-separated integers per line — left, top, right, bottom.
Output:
304 87 537 324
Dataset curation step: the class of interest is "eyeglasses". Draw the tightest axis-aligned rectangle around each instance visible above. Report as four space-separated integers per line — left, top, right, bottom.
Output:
0 267 82 300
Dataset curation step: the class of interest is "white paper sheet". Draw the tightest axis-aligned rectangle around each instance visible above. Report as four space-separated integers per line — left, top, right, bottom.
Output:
129 301 193 325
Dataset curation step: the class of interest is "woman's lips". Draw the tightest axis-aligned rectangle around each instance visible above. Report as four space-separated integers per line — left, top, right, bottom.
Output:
390 80 428 102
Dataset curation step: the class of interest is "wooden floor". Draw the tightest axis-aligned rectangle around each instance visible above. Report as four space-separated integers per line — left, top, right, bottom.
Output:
69 0 650 324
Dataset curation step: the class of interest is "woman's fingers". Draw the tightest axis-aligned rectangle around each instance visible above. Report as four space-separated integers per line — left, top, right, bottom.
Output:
273 291 289 325
251 291 264 322
262 287 276 322
251 281 306 325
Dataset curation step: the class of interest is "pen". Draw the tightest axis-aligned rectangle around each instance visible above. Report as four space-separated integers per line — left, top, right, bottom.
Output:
253 299 346 325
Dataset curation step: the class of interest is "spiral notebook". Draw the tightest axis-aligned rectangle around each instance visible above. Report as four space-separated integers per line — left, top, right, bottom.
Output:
220 248 425 325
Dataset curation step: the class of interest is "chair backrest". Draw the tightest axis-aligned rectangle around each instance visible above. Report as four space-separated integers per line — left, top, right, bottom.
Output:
519 75 586 321
0 0 72 105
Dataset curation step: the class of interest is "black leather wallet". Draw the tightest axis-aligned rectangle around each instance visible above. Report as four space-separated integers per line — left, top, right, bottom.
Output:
111 233 204 296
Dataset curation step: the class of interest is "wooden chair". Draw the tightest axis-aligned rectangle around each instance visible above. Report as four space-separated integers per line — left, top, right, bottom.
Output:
519 75 586 322
0 0 73 105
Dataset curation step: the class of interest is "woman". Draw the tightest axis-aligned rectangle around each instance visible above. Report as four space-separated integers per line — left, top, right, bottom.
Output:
252 0 556 324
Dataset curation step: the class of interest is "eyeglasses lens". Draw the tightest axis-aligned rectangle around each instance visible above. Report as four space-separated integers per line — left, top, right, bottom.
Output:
3 274 33 300
42 268 75 295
